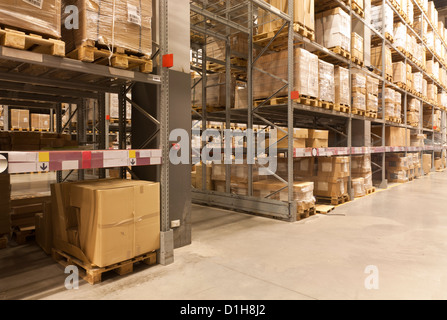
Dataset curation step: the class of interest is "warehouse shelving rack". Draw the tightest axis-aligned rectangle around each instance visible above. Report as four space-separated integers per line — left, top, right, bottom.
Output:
0 0 174 264
190 0 447 222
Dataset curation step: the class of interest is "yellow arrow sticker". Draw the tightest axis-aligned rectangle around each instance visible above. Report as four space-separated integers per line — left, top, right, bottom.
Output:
129 150 136 159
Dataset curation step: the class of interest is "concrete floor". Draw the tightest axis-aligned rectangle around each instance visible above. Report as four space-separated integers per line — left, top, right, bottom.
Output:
1 170 447 300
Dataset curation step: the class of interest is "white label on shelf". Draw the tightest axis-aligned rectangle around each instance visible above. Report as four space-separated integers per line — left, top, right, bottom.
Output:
151 149 162 157
138 150 153 158
22 0 43 9
62 160 78 171
103 158 128 168
109 67 135 79
127 3 142 26
103 150 128 159
152 76 161 82
8 152 38 163
8 162 36 174
151 157 162 165
2 47 43 63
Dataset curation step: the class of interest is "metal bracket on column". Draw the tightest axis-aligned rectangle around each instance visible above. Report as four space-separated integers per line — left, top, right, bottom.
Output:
159 230 174 265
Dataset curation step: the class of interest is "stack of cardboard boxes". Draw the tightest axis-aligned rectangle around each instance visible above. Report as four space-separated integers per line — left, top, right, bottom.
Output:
351 155 373 198
316 8 350 52
352 72 366 112
335 66 350 108
313 157 350 200
366 76 379 115
407 98 421 127
318 60 335 104
51 179 160 268
10 109 30 131
386 154 410 183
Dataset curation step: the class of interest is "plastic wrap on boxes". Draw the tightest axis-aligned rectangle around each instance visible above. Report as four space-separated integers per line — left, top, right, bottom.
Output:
253 48 318 100
427 31 434 50
414 15 428 37
394 22 406 49
386 154 409 170
367 93 378 112
393 61 406 84
371 46 392 76
351 155 372 173
335 66 350 106
371 4 393 35
438 91 447 108
352 178 366 198
394 91 402 118
413 72 423 93
352 92 366 111
62 0 153 56
10 109 30 130
427 84 437 101
278 182 315 204
422 79 427 97
316 8 351 51
352 72 366 91
318 60 335 103
407 0 413 24
351 32 363 60
367 76 379 96
0 0 61 39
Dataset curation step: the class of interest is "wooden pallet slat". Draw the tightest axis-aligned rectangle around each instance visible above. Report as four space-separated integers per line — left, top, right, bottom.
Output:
315 204 335 214
52 249 157 285
332 104 350 113
67 42 153 74
317 194 350 206
13 226 35 245
319 100 333 110
351 108 366 116
297 206 316 221
0 27 65 57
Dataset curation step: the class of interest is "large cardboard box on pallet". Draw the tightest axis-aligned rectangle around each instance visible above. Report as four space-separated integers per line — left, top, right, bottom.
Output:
306 129 329 148
51 179 160 268
62 0 152 57
371 126 411 147
10 109 30 131
315 7 351 52
334 66 350 106
265 128 308 149
0 0 61 38
253 48 318 100
313 176 348 198
317 156 350 182
318 60 335 103
423 154 432 175
371 46 393 78
257 0 314 35
31 114 51 131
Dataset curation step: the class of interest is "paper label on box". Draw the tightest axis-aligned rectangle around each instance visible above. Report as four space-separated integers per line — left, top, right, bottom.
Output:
128 3 142 26
319 182 329 192
300 159 309 171
322 162 332 172
23 0 43 9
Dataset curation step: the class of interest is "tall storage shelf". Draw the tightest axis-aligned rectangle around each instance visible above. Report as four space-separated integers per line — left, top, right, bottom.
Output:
190 0 447 222
0 1 173 263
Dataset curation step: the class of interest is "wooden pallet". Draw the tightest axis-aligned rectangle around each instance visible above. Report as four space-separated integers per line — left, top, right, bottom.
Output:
30 128 50 132
13 226 35 245
327 46 351 60
293 23 315 42
0 27 65 57
366 187 376 195
365 111 378 119
385 116 402 123
385 74 393 82
192 105 225 113
351 108 366 116
109 119 132 124
351 1 365 18
315 204 335 215
297 206 316 221
0 234 8 249
332 104 350 113
385 32 394 43
351 56 364 67
67 40 153 73
10 128 30 132
395 82 407 91
317 194 350 206
298 95 319 107
319 100 333 109
52 249 157 285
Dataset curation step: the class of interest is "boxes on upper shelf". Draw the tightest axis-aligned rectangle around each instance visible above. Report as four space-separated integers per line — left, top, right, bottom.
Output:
334 66 350 106
315 7 351 52
371 46 393 79
306 129 329 148
351 32 363 63
318 60 335 103
10 109 30 131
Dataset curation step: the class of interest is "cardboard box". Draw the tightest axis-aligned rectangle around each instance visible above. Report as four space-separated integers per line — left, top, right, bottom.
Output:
335 66 350 106
266 128 308 149
371 46 393 77
386 154 409 170
352 177 366 198
422 154 432 175
31 114 51 131
318 60 335 103
316 7 351 52
371 127 410 146
351 155 372 174
351 32 363 61
367 76 379 96
386 169 409 183
52 179 160 268
313 176 348 198
318 156 350 181
62 0 152 56
393 62 406 84
0 0 61 38
10 109 30 130
294 157 316 178
306 129 329 148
